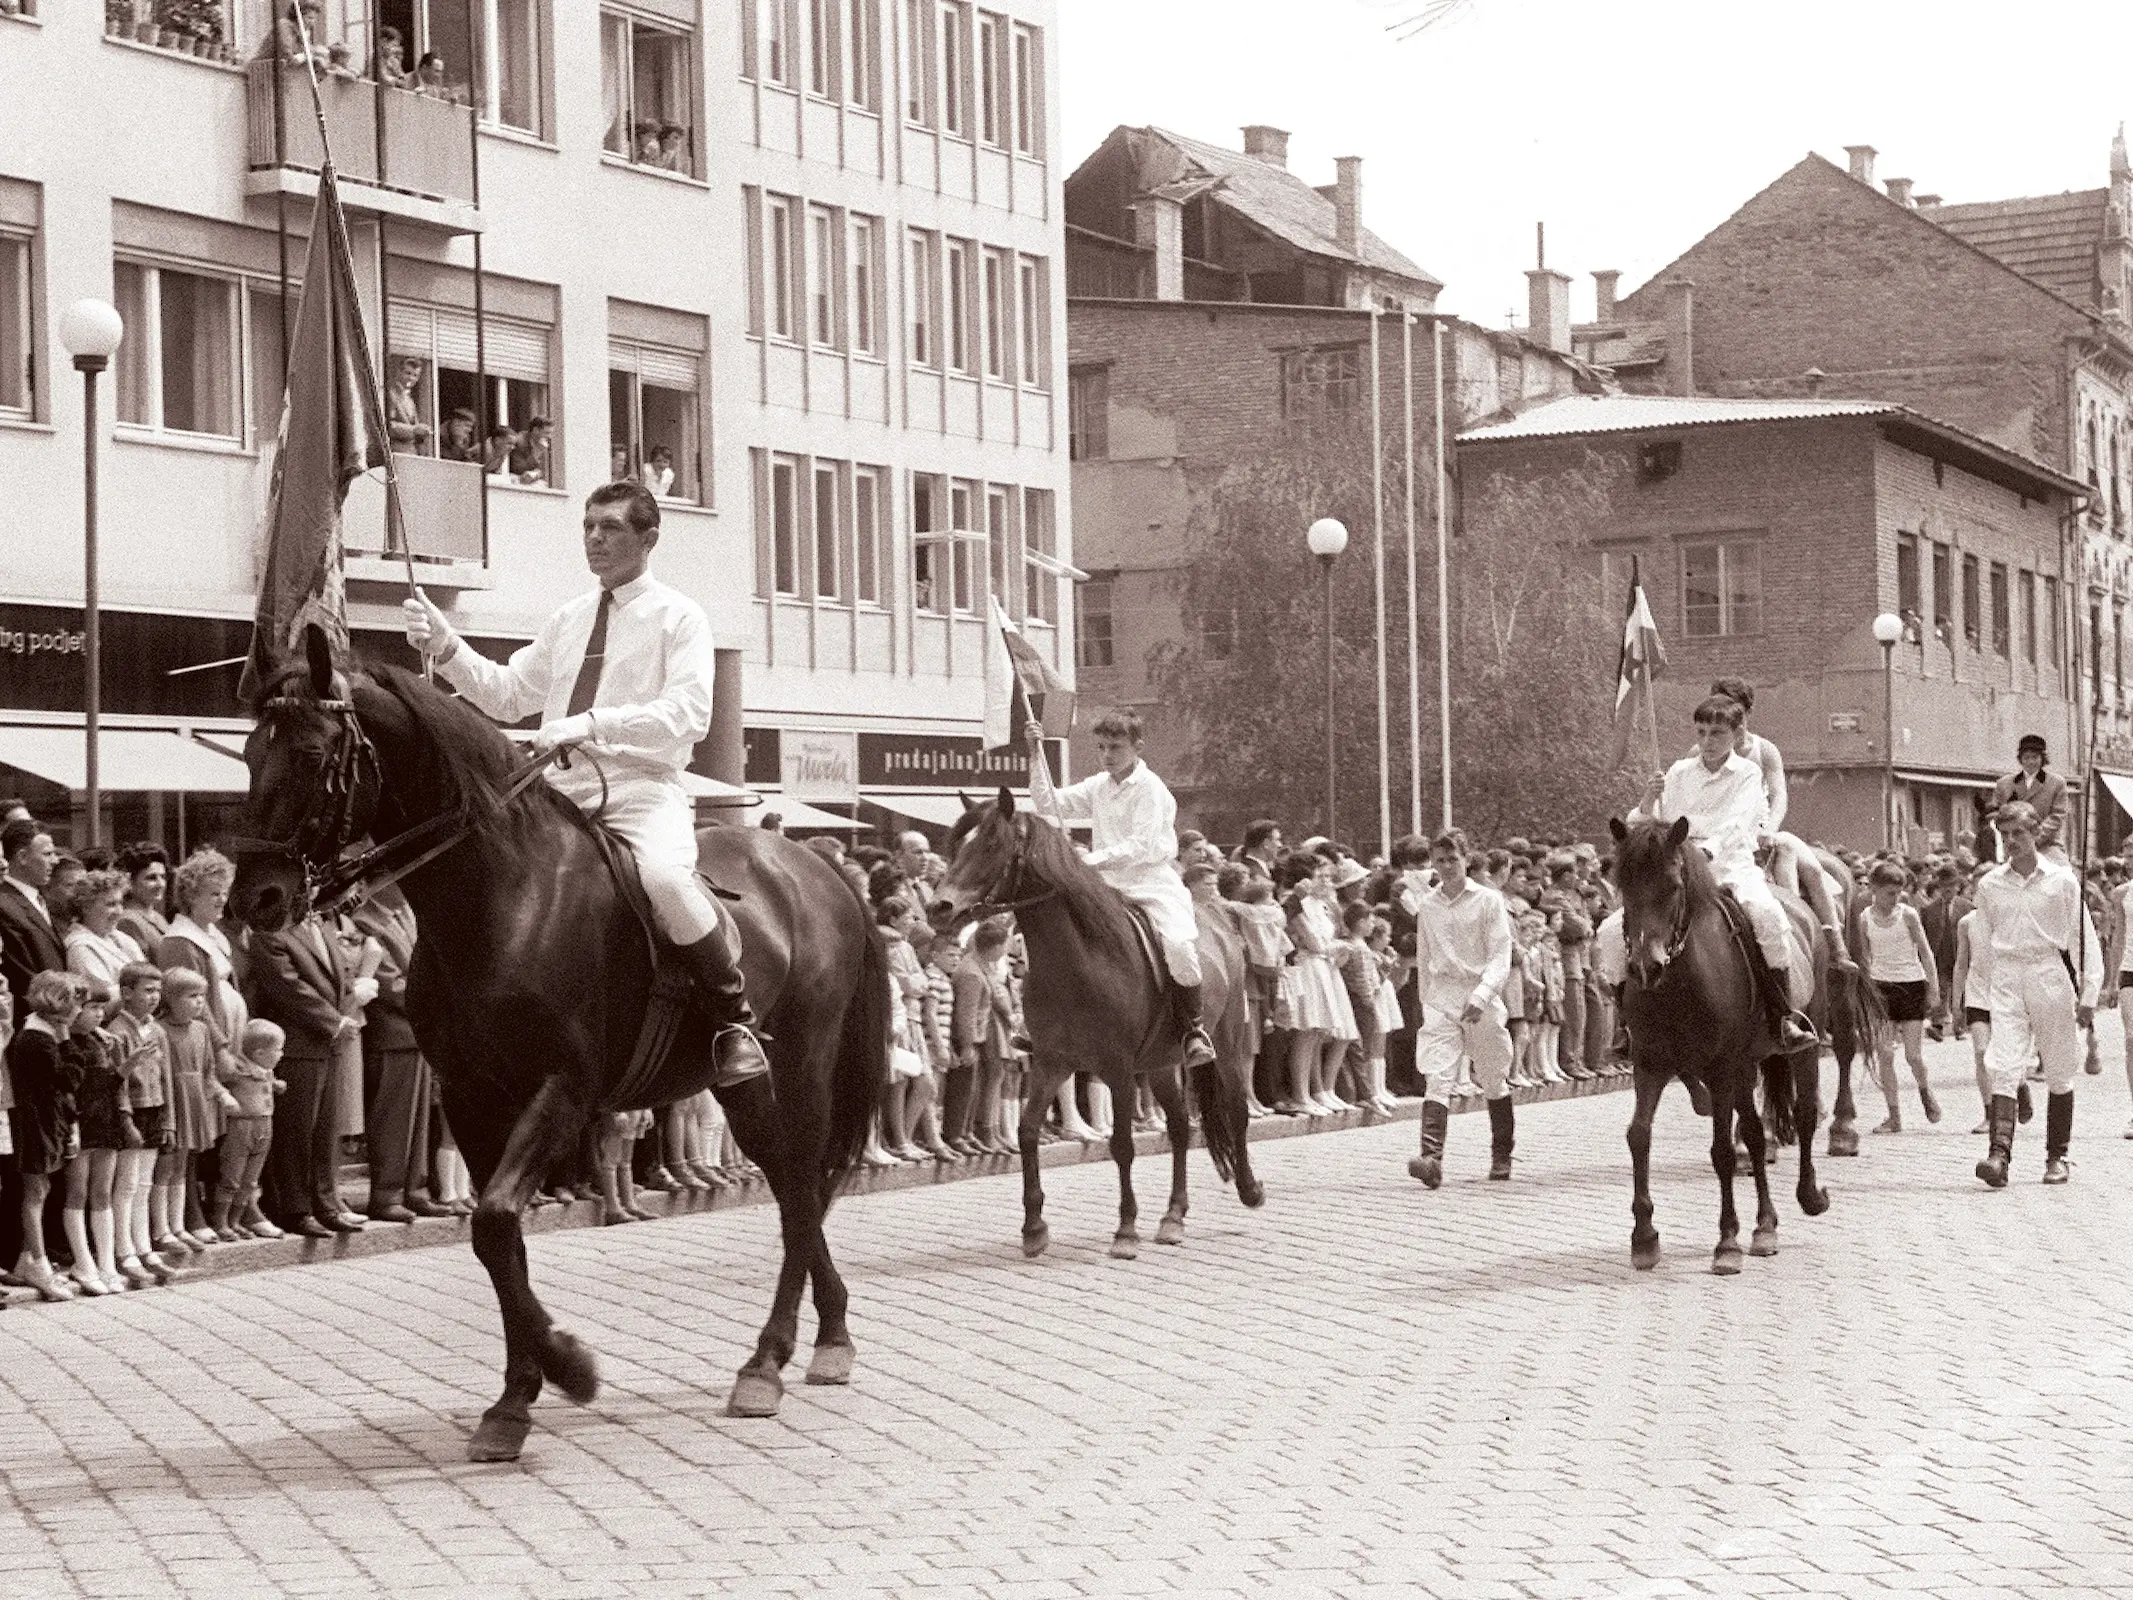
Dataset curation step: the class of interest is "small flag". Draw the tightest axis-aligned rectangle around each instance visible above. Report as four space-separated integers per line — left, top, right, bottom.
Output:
1611 556 1666 768
240 165 387 701
985 599 1071 814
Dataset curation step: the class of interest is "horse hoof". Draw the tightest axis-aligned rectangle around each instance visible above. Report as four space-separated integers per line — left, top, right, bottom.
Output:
466 1413 529 1463
726 1369 785 1418
1749 1228 1779 1258
1827 1125 1860 1158
541 1329 600 1405
1630 1236 1661 1272
1239 1177 1266 1209
1021 1224 1050 1259
1110 1234 1140 1260
1800 1185 1830 1217
1711 1244 1743 1276
804 1341 856 1386
1155 1216 1185 1247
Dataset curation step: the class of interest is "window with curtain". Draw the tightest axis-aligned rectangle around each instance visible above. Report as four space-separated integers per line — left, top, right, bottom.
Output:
1017 255 1046 387
810 206 840 347
853 465 884 604
1990 562 2010 658
902 0 930 122
609 337 701 501
912 472 945 613
2020 569 2037 666
808 0 839 96
976 10 1004 145
1068 367 1107 460
937 0 966 135
483 0 546 135
770 454 801 596
982 249 1007 379
1962 553 1980 648
986 483 1012 603
113 259 240 442
767 197 798 340
850 215 878 355
1023 487 1057 624
0 232 32 419
814 462 845 600
948 478 978 611
600 9 696 174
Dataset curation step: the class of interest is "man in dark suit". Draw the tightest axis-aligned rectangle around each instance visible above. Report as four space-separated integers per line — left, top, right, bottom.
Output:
249 908 359 1237
352 886 440 1221
0 817 66 1271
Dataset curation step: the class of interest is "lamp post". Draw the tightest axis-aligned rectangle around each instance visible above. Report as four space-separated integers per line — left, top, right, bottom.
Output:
1873 611 1905 852
58 300 124 851
1306 517 1349 839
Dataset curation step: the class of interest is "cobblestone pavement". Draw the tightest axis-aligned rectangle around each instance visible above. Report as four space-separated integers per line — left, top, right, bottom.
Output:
5 1032 2133 1599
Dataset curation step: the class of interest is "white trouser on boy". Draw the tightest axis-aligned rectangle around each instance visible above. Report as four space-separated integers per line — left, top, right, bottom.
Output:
1117 877 1202 987
1985 955 2080 1098
550 762 724 948
1416 988 1513 1107
1593 860 1793 992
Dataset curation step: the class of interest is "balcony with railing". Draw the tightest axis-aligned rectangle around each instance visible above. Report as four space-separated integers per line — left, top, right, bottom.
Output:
244 61 480 233
343 455 490 587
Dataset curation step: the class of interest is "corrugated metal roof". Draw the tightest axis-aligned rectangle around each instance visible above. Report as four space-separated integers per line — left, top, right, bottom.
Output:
1457 394 1895 440
1144 127 1440 288
1928 189 2107 306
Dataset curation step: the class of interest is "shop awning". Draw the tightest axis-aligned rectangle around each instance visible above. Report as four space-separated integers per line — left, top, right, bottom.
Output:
0 726 253 794
754 795 867 832
2099 772 2133 821
1894 770 1997 791
862 792 977 830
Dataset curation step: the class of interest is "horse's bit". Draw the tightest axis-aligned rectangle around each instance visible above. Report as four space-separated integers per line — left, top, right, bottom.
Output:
961 817 1059 923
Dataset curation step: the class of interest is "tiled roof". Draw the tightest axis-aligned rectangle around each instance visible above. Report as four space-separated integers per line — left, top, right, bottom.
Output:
1928 189 2107 305
1144 127 1441 289
1458 394 1895 440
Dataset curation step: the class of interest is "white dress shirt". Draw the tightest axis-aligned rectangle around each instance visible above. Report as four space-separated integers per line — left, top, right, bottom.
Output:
437 572 715 782
1050 761 1181 885
1686 731 1788 834
1637 751 1769 877
1971 856 2101 1007
1412 878 1514 1011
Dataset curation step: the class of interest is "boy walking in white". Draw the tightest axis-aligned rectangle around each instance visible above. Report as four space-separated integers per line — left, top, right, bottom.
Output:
1406 829 1517 1188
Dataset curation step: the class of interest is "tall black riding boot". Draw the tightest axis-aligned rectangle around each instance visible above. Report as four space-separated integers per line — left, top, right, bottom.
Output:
1487 1094 1515 1180
2043 1091 2073 1185
675 931 771 1089
1975 1093 2017 1189
1408 1101 1449 1189
1171 983 1217 1069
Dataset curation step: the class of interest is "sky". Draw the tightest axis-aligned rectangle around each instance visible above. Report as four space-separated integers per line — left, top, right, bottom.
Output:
1056 0 2133 324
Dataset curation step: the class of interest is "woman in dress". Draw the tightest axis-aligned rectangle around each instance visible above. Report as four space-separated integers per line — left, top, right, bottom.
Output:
156 849 251 1245
1276 852 1360 1117
114 842 172 955
65 869 146 995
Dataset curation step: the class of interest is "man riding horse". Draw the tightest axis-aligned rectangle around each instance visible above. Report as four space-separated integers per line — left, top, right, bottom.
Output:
1596 694 1819 1054
400 481 768 1089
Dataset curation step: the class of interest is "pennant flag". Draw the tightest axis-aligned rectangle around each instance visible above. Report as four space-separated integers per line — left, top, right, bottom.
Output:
985 600 1072 814
1611 556 1667 769
240 165 388 701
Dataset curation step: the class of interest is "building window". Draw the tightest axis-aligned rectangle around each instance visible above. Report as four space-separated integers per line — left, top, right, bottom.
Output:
478 0 550 136
1010 22 1042 156
1280 344 1360 418
976 11 1006 146
1068 366 1107 461
902 0 931 123
947 478 978 611
982 249 1007 379
1017 256 1047 388
1076 577 1114 668
1680 540 1762 639
609 337 701 502
847 0 881 110
0 231 32 420
742 0 796 85
770 453 801 596
2092 597 2105 695
601 10 696 174
944 238 973 373
814 462 844 600
810 205 841 347
808 0 841 96
2019 569 2037 666
1896 532 1919 619
1990 562 2010 658
387 302 553 468
937 1 967 136
908 229 935 365
986 483 1013 605
114 259 240 442
2118 604 2126 701
1961 553 1981 649
767 196 798 340
913 472 945 612
2046 575 2062 672
849 215 879 355
853 464 885 604
1930 540 1952 647
1023 487 1058 624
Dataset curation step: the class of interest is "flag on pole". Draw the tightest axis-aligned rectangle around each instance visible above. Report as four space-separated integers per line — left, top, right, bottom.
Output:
1611 556 1667 768
984 599 1073 812
240 165 387 701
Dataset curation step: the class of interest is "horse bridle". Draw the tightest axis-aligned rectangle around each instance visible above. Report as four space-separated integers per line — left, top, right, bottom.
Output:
1624 876 1694 988
958 814 1059 923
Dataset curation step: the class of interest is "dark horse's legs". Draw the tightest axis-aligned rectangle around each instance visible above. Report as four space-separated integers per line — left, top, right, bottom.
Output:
1790 1048 1831 1217
458 1075 603 1463
1150 1063 1191 1248
1737 1080 1779 1258
1107 1068 1140 1259
1828 971 1862 1156
1626 1064 1666 1271
1017 1060 1067 1259
1709 1086 1743 1275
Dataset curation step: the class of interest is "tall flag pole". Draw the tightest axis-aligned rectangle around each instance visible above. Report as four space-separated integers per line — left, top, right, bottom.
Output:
1612 555 1668 776
985 598 1072 824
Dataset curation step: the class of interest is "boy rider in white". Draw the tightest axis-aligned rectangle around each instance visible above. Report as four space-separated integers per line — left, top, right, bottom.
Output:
1031 711 1215 1069
401 482 768 1087
1600 695 1818 1052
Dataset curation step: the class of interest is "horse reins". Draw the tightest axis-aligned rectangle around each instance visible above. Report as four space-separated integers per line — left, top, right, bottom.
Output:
962 817 1060 922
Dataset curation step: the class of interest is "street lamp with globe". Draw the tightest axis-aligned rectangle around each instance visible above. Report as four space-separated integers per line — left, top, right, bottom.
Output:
1872 610 1905 851
58 299 124 849
1306 517 1349 840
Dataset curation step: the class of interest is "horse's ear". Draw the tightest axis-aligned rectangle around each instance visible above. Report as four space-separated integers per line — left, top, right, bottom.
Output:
1666 815 1691 851
997 786 1016 816
1608 816 1628 844
303 625 335 699
959 790 976 813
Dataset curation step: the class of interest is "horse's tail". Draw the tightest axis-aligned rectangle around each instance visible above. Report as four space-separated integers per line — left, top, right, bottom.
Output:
822 915 891 1209
1844 962 1888 1056
1191 1056 1241 1185
1759 1052 1796 1145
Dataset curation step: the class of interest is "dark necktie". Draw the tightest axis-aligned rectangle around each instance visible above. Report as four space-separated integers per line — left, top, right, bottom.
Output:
565 588 614 718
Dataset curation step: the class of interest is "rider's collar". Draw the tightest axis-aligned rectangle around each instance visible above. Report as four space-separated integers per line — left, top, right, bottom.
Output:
1104 759 1145 787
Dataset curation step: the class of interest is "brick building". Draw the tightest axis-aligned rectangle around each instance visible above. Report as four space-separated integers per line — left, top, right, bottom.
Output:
1064 123 1597 835
1459 395 2087 853
1567 136 2133 837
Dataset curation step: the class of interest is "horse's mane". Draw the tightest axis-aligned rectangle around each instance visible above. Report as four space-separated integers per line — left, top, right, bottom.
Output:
1616 818 1725 915
360 665 579 840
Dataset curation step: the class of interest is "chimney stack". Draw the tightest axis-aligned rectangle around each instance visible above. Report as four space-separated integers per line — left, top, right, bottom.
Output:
1131 193 1184 302
1845 144 1878 185
1804 367 1826 397
1885 177 1914 208
1663 278 1695 397
1333 156 1363 256
1915 193 1943 211
1240 125 1290 168
1592 269 1620 321
1526 268 1572 354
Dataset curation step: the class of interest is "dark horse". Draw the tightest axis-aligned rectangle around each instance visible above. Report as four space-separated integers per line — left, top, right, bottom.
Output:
928 791 1262 1259
231 630 887 1461
1611 816 1868 1275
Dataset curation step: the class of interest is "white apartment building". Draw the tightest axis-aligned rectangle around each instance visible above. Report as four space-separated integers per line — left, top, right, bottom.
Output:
0 0 1071 850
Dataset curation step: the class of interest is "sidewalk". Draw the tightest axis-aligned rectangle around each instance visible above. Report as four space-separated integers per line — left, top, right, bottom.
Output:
7 1068 1636 1295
